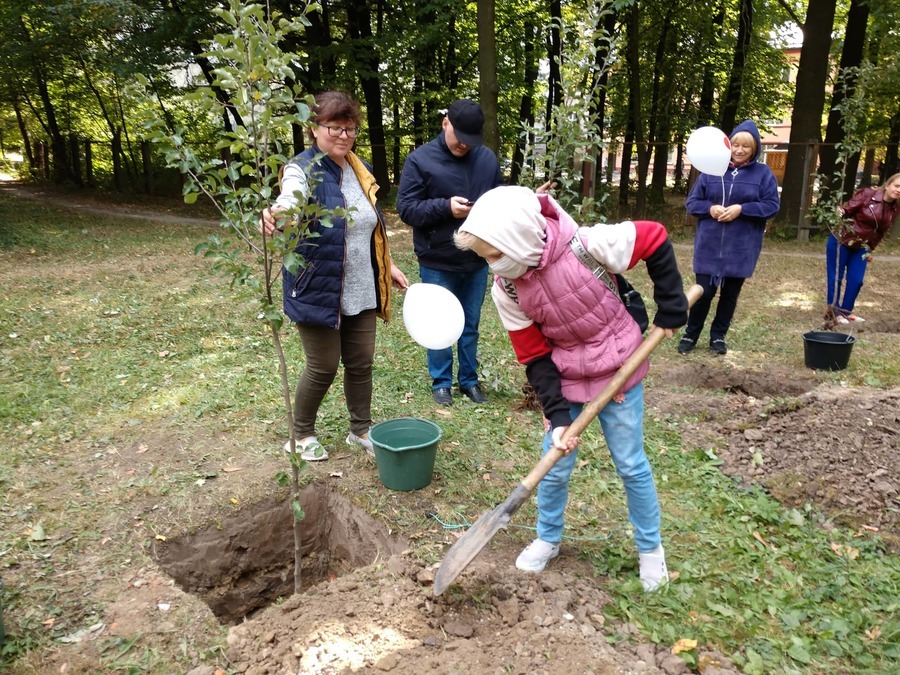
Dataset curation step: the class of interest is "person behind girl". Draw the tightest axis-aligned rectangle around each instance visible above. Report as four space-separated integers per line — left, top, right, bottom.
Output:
454 186 688 591
679 120 779 355
826 172 900 323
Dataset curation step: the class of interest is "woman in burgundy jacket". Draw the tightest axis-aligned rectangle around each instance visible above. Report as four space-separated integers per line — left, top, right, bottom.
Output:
827 172 900 323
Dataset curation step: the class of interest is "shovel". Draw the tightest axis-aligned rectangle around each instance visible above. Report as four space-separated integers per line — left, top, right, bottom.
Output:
433 284 704 596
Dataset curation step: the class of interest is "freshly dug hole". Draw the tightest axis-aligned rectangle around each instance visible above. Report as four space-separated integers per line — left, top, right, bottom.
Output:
153 482 407 623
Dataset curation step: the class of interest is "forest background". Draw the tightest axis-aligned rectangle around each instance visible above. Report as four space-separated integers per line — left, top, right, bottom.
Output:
1 0 899 230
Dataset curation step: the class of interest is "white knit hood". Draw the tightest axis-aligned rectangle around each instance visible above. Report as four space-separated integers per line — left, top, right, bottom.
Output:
459 186 546 268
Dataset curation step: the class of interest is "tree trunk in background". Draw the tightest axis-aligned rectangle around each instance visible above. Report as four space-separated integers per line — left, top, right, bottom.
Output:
625 3 648 214
591 6 618 182
165 0 245 131
477 0 499 155
619 3 641 211
12 97 34 174
392 102 402 185
276 0 333 95
346 2 390 197
545 0 562 134
647 8 674 206
719 0 753 133
779 0 837 225
698 0 726 126
818 0 870 202
510 20 538 184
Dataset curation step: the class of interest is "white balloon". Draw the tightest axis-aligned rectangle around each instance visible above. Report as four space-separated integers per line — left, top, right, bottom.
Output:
402 283 465 350
686 126 732 177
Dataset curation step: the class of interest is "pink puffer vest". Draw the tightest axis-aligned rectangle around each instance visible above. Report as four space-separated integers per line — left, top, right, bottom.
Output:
512 196 647 403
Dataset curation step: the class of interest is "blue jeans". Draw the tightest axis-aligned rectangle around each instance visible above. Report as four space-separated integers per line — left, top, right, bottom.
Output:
535 383 662 553
418 264 488 390
825 234 868 313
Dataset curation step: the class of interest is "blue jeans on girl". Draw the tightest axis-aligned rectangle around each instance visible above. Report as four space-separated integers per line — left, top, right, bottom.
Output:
535 382 662 554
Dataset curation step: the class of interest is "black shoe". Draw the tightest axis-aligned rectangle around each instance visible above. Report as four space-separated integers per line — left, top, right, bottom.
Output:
709 339 728 355
432 388 452 406
677 337 696 354
461 384 488 404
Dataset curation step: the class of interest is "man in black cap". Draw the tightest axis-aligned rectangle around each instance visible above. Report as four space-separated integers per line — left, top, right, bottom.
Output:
397 99 504 406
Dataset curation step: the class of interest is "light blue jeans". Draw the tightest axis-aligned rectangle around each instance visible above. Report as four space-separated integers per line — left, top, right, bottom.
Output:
535 382 662 553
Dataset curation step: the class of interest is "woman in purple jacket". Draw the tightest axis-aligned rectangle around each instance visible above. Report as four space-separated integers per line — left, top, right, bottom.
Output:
678 120 780 355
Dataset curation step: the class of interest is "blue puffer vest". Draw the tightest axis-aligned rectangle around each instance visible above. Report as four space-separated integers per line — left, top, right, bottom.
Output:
280 148 390 328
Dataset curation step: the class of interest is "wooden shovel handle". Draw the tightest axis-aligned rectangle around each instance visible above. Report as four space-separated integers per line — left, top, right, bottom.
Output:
520 284 704 492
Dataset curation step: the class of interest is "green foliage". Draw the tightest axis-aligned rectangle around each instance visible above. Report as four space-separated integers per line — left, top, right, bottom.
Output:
809 66 869 245
519 4 616 222
132 0 319 330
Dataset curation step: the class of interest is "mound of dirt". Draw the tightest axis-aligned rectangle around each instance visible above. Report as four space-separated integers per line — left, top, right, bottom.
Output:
221 546 739 675
713 386 900 549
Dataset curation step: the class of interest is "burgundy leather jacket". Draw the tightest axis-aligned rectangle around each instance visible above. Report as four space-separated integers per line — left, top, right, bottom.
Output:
838 187 900 250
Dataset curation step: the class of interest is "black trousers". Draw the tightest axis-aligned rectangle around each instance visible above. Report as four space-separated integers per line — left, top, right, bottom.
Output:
683 274 746 343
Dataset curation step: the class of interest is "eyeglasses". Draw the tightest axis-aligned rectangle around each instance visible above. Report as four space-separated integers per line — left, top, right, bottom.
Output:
319 124 360 139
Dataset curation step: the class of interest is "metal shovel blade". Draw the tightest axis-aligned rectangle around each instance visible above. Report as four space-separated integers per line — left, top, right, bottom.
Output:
432 484 530 596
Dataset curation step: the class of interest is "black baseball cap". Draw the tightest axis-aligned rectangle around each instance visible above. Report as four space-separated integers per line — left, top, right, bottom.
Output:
447 99 484 146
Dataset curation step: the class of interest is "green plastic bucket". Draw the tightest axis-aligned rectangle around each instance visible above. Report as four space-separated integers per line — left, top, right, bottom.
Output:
369 418 441 491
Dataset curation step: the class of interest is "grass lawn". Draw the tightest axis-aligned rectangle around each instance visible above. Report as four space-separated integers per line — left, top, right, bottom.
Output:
1 186 898 673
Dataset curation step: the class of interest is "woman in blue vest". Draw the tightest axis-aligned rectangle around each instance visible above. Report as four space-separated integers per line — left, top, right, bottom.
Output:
261 91 409 461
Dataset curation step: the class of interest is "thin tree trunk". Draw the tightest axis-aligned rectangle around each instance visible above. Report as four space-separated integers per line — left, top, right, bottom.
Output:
477 0 500 155
591 6 618 185
269 324 302 595
698 1 726 125
346 2 391 197
12 97 35 174
719 0 753 133
511 19 538 184
545 0 563 134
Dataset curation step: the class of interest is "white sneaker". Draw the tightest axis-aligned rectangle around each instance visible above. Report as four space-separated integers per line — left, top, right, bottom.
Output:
515 538 560 572
639 545 669 592
283 438 329 462
835 315 850 325
346 431 375 457
847 314 865 323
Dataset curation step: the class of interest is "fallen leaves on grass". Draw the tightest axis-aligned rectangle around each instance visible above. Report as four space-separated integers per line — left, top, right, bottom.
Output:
671 638 697 654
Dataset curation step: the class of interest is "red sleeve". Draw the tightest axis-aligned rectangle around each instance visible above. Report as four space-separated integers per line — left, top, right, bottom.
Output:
628 220 669 269
841 188 870 218
508 324 552 365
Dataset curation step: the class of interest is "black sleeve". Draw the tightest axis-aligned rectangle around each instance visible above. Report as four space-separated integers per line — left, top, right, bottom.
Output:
645 239 688 329
525 354 573 429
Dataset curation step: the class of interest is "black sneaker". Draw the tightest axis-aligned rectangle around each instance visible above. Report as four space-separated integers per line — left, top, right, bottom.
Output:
709 339 728 355
677 337 696 354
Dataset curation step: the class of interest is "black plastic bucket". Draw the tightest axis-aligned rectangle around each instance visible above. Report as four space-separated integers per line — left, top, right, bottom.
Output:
802 331 856 371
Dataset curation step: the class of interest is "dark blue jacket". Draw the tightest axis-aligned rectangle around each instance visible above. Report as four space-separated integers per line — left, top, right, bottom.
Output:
686 120 780 280
397 132 503 271
281 147 391 328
